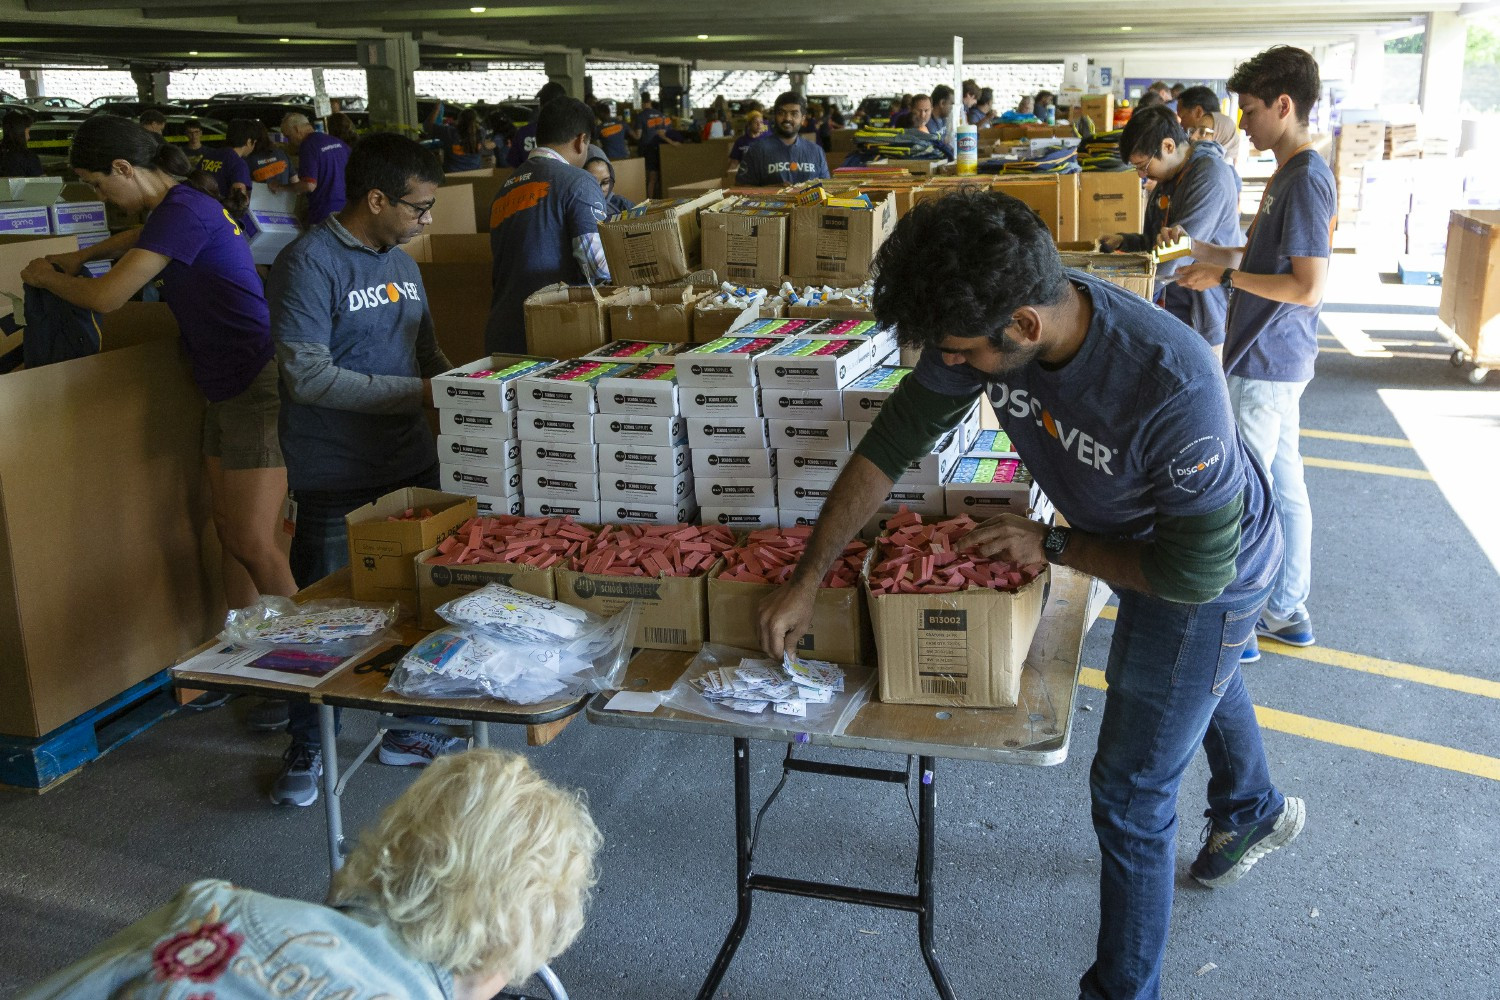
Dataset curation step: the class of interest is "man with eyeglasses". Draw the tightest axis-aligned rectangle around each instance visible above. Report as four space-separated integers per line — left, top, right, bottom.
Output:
486 97 611 354
1099 105 1242 353
735 91 830 186
264 133 464 808
279 111 352 225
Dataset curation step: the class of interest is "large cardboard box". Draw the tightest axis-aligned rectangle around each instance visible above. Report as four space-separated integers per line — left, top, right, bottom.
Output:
414 544 555 630
1078 171 1144 242
1056 249 1155 298
555 566 709 651
445 167 512 232
666 177 726 200
992 176 1063 242
599 190 724 285
427 182 479 235
788 193 897 282
524 283 628 359
1 328 228 739
691 296 780 343
865 564 1049 708
1056 172 1081 244
400 233 494 366
0 233 80 321
1439 210 1500 361
660 137 738 194
345 489 477 613
613 157 647 205
709 572 872 665
606 285 703 343
701 201 790 285
1079 94 1115 130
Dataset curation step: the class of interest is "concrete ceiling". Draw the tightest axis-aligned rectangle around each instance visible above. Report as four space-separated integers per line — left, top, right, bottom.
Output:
0 0 1455 70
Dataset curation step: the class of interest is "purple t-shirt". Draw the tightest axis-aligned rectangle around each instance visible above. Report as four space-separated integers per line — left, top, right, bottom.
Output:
135 184 273 402
297 132 350 225
197 146 252 202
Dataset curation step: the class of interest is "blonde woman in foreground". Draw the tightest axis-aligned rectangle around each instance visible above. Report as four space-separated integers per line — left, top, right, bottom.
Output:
19 750 601 1000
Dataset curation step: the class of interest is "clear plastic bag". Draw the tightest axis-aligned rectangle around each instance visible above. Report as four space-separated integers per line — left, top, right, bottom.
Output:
387 587 637 704
659 643 875 738
220 597 400 654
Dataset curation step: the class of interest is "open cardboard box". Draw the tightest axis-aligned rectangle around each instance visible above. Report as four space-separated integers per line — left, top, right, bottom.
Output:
413 544 556 630
606 285 704 343
523 283 629 358
400 233 493 365
787 192 896 283
555 556 715 652
598 189 723 285
708 567 872 665
345 488 477 615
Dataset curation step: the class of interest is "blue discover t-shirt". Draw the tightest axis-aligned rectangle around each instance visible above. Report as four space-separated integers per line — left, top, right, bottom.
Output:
734 135 830 186
911 271 1281 601
1222 148 1336 382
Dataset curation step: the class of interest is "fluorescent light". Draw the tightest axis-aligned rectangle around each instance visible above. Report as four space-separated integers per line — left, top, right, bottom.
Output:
697 33 709 39
1120 25 1132 30
470 6 487 11
278 37 290 42
188 50 198 55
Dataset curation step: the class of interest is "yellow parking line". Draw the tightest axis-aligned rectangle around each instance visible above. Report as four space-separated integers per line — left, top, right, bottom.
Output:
1079 668 1500 782
1302 456 1433 479
1093 605 1499 698
1300 428 1412 448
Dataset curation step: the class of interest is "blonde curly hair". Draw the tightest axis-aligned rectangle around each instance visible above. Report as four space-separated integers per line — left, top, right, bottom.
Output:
330 749 601 985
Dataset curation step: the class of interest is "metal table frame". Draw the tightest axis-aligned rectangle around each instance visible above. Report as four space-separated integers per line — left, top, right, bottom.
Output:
588 567 1109 999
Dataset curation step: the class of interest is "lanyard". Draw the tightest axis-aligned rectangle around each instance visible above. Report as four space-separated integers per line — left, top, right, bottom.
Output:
1160 156 1203 229
1241 142 1316 244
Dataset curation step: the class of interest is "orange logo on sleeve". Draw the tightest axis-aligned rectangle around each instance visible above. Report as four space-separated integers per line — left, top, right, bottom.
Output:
490 180 551 228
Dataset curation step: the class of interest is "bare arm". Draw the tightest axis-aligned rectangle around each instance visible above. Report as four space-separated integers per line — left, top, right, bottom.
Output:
956 514 1152 595
20 246 169 313
45 228 142 272
757 454 893 657
1174 254 1326 306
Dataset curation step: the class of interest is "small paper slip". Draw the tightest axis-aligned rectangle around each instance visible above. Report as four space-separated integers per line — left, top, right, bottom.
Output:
604 691 663 713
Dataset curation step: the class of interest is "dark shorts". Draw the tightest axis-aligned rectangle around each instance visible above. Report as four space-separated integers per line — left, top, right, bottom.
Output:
203 360 283 471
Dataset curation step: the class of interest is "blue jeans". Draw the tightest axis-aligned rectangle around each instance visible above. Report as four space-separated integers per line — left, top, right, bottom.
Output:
1226 375 1312 621
1078 585 1285 1000
286 467 439 747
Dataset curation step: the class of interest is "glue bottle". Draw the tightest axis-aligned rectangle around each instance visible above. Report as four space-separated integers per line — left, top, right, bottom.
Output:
956 122 978 176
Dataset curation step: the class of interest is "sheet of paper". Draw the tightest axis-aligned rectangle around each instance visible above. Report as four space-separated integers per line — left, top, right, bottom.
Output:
173 641 373 689
604 690 663 713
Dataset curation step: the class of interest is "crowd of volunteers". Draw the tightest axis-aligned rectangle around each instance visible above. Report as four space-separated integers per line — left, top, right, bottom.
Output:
12 43 1332 1000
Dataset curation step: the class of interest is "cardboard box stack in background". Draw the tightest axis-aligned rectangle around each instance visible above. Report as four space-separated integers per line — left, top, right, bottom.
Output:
1334 121 1386 225
1055 249 1156 298
431 354 556 516
1 179 106 240
1077 171 1144 243
400 233 493 365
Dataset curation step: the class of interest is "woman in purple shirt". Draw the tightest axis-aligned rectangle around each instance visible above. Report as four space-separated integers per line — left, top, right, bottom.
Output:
21 115 296 606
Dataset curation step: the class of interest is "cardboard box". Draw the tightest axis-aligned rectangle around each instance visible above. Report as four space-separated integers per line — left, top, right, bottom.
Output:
555 566 709 651
687 415 770 449
866 564 1048 708
431 354 558 412
1056 172 1081 244
760 387 844 419
754 337 875 389
779 510 821 530
474 494 524 518
47 198 107 236
426 182 479 235
680 384 762 418
1439 210 1500 360
345 489 477 612
881 482 945 516
517 410 595 445
769 417 850 449
0 233 79 321
1079 94 1115 129
699 476 778 507
528 470 600 502
709 571 872 665
843 364 911 421
523 498 601 522
691 297 781 343
605 285 703 343
614 156 647 205
593 412 687 447
699 504 779 530
435 434 522 471
441 461 523 498
524 284 628 359
521 441 597 475
778 447 848 482
1056 250 1155 299
244 208 301 266
701 201 789 285
400 233 495 364
944 457 1033 517
778 479 835 511
601 496 698 526
414 544 554 630
439 407 519 440
675 336 781 387
444 166 511 232
598 190 724 285
1078 171 1144 243
597 443 690 477
788 193 897 282
0 203 52 235
692 447 777 479
586 338 690 362
516 358 634 414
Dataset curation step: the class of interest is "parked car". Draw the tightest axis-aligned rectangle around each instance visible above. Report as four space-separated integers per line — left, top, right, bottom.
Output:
201 101 314 135
85 94 137 108
331 95 366 112
87 101 197 119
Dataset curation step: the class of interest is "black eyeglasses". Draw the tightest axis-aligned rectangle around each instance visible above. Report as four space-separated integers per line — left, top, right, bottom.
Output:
389 194 436 216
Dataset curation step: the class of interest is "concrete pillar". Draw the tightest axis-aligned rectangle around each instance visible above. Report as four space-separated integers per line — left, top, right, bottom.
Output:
658 62 690 114
21 70 44 99
1420 10 1466 136
1350 33 1384 106
544 50 586 100
358 35 419 132
788 70 807 96
130 67 170 104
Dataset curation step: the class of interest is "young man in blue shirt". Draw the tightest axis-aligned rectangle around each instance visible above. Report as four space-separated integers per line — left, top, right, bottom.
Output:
1172 45 1335 658
485 98 610 354
506 81 566 169
759 190 1304 1000
735 91 830 186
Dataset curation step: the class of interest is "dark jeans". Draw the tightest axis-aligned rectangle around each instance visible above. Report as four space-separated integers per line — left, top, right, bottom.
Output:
1078 584 1284 1000
286 466 439 747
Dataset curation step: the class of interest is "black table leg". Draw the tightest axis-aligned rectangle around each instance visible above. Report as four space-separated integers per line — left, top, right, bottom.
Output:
917 756 955 1000
696 737 754 1000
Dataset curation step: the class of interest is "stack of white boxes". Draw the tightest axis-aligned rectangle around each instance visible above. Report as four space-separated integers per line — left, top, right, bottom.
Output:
942 429 1033 521
432 355 557 517
594 354 696 524
514 358 633 524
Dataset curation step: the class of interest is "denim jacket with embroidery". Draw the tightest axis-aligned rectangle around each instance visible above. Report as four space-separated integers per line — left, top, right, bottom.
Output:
19 879 455 1000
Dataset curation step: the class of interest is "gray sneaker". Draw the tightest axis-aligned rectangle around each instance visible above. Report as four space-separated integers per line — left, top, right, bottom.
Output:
378 730 467 767
246 698 290 732
1190 796 1306 888
270 742 322 807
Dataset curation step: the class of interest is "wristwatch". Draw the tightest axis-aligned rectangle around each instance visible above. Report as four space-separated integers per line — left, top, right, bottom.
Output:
1043 526 1071 563
1220 267 1236 289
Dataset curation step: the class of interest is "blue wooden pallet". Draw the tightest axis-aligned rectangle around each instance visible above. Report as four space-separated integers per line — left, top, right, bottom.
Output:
0 670 179 791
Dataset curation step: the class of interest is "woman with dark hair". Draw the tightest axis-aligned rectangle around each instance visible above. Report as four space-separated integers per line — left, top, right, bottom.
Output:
0 110 43 177
245 119 295 189
428 105 493 173
19 114 296 607
326 111 360 149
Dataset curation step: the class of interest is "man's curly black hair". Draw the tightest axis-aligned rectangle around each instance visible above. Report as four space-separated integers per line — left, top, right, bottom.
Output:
872 190 1068 350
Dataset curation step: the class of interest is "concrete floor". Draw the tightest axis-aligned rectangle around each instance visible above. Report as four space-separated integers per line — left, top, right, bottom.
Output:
3 254 1498 1000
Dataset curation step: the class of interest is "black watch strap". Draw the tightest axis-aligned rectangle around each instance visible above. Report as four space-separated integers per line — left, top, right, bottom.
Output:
1220 267 1235 289
1043 526 1071 563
